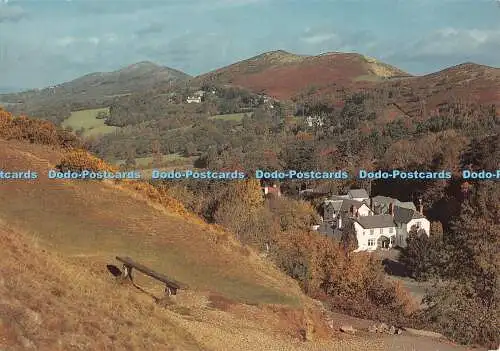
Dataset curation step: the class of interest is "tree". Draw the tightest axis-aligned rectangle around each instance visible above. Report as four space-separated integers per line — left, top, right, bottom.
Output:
213 179 264 242
399 227 436 280
340 220 358 254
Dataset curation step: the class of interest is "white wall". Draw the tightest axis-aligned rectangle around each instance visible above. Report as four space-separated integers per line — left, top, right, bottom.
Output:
396 217 431 248
357 204 373 216
406 218 430 236
354 222 396 251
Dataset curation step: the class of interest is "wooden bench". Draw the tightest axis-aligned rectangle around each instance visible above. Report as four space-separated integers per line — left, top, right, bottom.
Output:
116 256 188 296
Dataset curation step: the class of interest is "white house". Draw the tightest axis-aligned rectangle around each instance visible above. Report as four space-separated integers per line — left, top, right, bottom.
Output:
353 215 397 251
186 96 201 103
351 206 430 251
186 90 205 103
319 191 431 251
306 115 325 127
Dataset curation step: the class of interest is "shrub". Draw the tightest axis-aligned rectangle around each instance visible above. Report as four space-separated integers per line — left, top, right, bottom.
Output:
56 149 116 173
0 108 80 148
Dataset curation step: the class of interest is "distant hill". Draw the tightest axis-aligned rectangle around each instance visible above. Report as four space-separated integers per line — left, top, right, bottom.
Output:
193 50 411 100
380 62 500 117
0 61 190 108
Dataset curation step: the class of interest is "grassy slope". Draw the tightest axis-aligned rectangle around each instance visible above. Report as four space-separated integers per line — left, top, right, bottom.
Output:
0 139 300 305
0 139 474 350
61 108 118 137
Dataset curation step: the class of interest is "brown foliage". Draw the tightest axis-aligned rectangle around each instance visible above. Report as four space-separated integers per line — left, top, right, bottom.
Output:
267 197 320 232
56 149 116 173
272 230 416 325
0 108 80 148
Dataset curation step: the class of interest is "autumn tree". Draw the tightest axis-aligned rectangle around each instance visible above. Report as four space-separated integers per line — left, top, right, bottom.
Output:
213 179 265 243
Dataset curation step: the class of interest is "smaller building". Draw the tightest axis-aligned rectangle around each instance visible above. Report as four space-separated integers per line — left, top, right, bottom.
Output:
262 184 281 197
186 96 201 103
306 115 325 127
186 90 205 103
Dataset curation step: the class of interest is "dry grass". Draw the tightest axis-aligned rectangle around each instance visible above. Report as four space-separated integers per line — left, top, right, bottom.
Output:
0 139 302 306
0 224 376 351
0 226 204 351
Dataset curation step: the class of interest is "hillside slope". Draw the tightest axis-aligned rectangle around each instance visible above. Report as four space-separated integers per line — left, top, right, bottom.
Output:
194 50 410 99
380 62 500 117
0 138 476 350
0 61 190 110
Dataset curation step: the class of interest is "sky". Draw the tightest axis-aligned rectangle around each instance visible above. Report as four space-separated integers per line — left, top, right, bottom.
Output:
1 0 500 91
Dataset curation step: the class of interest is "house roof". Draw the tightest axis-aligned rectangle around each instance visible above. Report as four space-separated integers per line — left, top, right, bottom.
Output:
372 195 400 204
371 196 400 215
340 199 368 213
398 202 417 211
393 206 414 224
330 194 349 201
348 189 369 199
355 215 395 229
394 206 424 224
324 200 343 212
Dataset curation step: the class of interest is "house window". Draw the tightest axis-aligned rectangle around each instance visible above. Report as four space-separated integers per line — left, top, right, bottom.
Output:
379 228 383 234
370 229 374 235
415 221 421 228
368 239 375 247
389 227 394 233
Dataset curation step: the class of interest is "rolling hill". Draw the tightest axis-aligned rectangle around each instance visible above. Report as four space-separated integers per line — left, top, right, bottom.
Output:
193 50 500 118
0 61 190 111
193 50 411 100
379 62 500 117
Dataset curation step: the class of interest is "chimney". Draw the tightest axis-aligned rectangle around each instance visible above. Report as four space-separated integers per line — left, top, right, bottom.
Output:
389 202 394 217
370 198 373 211
350 205 354 217
419 198 423 215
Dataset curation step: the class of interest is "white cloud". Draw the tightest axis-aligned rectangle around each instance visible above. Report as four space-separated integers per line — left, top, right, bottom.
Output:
55 36 77 47
416 28 500 55
87 37 100 45
301 33 338 44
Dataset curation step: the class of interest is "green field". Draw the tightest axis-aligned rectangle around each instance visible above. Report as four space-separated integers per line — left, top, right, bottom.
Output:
208 112 250 122
61 107 119 137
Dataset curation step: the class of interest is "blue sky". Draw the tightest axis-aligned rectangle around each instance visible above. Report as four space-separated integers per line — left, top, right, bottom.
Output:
1 0 500 91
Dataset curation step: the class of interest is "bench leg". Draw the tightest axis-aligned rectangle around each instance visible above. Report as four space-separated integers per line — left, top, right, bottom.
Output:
122 264 133 281
164 285 177 296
